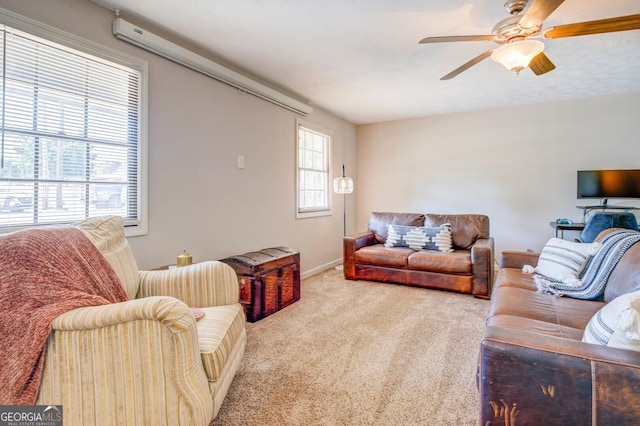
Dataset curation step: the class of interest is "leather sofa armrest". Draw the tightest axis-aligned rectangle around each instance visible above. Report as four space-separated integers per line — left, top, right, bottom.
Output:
482 325 640 367
343 231 375 279
500 250 540 269
480 325 640 424
471 237 494 299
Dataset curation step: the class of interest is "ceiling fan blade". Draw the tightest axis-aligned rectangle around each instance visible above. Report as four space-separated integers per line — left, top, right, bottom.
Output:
528 52 556 75
419 35 494 44
440 49 494 80
518 0 565 30
544 14 640 39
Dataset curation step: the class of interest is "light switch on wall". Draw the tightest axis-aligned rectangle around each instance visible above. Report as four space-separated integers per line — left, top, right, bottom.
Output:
237 155 245 169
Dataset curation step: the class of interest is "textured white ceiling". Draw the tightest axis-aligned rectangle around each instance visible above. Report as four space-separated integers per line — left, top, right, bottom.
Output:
90 0 640 124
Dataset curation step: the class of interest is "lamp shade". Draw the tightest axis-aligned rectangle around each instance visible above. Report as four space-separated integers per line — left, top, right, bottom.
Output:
333 176 354 194
491 40 544 73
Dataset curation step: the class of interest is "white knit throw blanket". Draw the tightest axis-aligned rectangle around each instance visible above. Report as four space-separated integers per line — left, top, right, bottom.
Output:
535 230 640 299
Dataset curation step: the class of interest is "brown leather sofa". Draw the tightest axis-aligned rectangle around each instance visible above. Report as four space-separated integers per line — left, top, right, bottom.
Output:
479 229 640 425
343 212 494 299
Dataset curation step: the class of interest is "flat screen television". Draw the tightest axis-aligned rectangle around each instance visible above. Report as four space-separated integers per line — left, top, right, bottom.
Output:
577 169 640 200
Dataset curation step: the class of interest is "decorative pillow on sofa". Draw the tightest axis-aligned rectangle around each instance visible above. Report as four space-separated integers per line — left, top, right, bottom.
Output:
583 290 640 351
534 238 601 283
384 224 453 252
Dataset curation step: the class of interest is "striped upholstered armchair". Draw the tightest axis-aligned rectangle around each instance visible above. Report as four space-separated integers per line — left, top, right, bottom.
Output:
34 216 246 425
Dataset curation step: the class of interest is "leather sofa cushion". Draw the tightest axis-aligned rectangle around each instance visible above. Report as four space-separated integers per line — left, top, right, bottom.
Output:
425 213 489 249
604 235 640 302
408 250 471 274
368 212 425 244
487 314 585 340
354 244 472 275
355 244 411 268
489 286 603 330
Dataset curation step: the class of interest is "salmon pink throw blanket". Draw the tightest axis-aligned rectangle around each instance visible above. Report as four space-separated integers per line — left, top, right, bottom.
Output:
0 227 128 404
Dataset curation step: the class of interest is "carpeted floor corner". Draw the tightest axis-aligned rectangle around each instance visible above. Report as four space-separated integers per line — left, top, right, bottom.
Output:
212 269 490 425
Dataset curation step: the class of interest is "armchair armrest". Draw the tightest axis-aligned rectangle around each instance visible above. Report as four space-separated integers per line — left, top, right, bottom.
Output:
480 325 640 423
138 260 239 308
51 296 193 331
343 231 376 279
500 250 540 269
39 296 213 425
471 237 494 299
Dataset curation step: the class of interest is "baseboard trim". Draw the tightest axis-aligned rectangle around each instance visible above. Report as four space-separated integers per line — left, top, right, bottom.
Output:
301 258 342 279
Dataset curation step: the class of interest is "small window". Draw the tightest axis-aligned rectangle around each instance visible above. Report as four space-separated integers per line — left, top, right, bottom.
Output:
296 119 331 218
0 17 147 235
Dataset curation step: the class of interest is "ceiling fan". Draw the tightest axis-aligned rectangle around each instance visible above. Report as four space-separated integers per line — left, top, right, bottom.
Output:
419 0 640 80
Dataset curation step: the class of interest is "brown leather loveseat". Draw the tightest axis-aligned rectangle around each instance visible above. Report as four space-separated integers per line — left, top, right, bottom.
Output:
479 228 640 424
343 212 494 299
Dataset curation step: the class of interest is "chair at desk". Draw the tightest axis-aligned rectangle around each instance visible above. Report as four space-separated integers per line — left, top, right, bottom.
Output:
581 212 639 242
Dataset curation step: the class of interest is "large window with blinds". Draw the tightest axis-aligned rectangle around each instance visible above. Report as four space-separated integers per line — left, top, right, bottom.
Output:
0 19 146 234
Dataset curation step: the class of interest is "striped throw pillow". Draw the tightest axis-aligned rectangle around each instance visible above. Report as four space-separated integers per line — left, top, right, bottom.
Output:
384 224 454 252
583 290 640 350
536 238 601 283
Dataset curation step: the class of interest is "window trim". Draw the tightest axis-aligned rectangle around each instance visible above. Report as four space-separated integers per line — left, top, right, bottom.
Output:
0 7 148 236
295 118 332 219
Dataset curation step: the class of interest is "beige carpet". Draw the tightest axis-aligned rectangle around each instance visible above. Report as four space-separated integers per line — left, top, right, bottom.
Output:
212 269 490 426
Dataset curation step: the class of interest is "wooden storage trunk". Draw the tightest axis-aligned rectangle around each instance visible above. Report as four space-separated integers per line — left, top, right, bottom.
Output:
220 246 300 322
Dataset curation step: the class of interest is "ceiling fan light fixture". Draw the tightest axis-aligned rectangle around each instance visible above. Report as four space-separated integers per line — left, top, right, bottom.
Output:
490 39 545 74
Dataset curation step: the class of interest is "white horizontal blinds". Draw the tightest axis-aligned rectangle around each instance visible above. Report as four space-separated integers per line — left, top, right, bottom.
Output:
298 125 329 212
0 25 140 229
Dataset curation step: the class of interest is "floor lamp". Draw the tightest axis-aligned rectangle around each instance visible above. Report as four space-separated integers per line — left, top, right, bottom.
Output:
333 165 353 270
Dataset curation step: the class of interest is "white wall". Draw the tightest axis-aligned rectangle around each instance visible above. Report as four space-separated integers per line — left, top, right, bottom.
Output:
2 0 638 272
357 93 640 258
0 0 357 274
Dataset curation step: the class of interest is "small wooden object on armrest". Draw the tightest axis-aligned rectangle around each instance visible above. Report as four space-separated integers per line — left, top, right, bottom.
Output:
152 264 174 271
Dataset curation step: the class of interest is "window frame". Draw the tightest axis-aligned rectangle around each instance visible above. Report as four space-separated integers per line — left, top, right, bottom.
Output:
0 8 148 236
295 119 332 219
